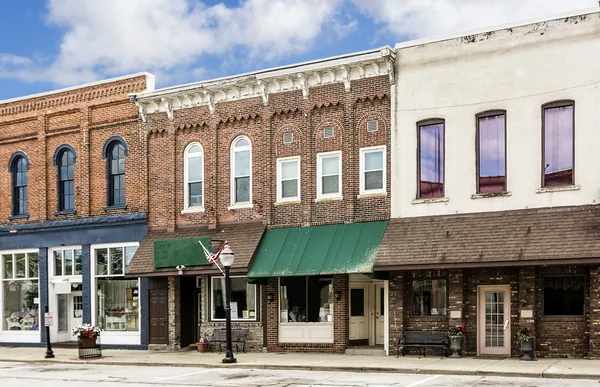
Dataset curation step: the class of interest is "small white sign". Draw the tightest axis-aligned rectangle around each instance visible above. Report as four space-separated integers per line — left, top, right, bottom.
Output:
33 298 40 305
230 302 238 319
450 310 462 319
44 312 53 327
521 310 533 318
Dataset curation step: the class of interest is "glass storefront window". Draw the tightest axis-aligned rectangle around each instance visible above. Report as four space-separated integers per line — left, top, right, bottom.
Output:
2 252 39 331
96 278 139 331
411 279 447 317
211 277 257 321
53 248 82 277
280 276 333 323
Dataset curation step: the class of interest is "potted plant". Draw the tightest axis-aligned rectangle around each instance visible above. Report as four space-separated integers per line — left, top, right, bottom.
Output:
517 327 535 360
197 335 210 353
448 323 465 358
72 323 101 347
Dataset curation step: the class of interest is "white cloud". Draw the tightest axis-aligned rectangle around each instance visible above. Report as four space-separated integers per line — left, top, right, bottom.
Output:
353 0 597 39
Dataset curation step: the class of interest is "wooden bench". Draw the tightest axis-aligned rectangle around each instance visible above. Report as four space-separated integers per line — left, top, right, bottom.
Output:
207 328 249 353
397 331 449 358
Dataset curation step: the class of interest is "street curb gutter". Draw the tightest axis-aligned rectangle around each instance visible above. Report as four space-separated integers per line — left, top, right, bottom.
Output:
1 358 599 381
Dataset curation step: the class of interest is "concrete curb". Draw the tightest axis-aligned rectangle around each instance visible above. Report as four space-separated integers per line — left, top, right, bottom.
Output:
1 357 596 380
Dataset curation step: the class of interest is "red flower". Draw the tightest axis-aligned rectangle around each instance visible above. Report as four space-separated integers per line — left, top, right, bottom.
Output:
460 324 465 330
525 327 530 332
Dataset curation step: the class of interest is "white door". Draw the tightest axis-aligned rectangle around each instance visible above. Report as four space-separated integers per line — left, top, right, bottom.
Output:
478 286 511 356
349 286 368 341
71 291 83 340
56 294 70 342
375 283 385 345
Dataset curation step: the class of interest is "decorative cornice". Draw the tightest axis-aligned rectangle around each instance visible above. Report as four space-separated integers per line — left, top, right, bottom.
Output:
133 47 395 121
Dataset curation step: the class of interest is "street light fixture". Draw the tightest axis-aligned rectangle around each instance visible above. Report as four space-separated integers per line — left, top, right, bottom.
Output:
220 243 237 364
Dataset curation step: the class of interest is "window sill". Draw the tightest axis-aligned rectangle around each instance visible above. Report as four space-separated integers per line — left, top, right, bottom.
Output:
181 207 205 214
228 203 253 210
54 210 77 216
357 192 386 199
274 200 301 206
412 197 449 205
9 214 29 220
104 204 128 211
536 185 580 194
471 191 512 200
314 196 343 203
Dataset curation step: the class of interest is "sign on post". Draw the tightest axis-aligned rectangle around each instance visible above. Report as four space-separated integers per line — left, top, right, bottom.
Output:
44 312 53 327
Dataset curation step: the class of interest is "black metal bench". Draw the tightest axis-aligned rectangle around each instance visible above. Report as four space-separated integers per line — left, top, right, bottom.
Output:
397 331 449 358
207 328 249 353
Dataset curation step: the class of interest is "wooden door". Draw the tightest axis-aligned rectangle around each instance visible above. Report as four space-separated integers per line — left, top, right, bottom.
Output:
375 284 385 345
478 286 511 356
149 289 168 344
349 286 369 342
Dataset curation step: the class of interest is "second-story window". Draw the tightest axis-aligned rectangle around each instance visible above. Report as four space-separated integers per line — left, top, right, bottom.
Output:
418 120 444 199
317 151 342 199
10 153 29 217
276 156 300 202
231 136 252 205
543 101 574 187
184 143 204 210
477 111 506 193
360 146 386 195
107 141 126 207
58 149 75 211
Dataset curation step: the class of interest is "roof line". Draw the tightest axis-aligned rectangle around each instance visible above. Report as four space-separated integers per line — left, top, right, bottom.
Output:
395 8 600 49
0 72 155 106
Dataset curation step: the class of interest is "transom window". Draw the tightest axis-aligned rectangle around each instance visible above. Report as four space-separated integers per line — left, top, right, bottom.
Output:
107 141 126 206
276 156 300 202
2 251 39 331
317 151 342 199
95 246 137 276
360 146 386 194
57 149 75 211
477 112 506 193
231 136 252 205
53 248 82 276
211 276 257 321
543 101 574 187
11 155 28 216
418 120 445 199
184 143 204 209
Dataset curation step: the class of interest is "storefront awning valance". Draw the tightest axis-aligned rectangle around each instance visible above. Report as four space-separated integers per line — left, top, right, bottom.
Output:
154 236 211 269
247 221 388 278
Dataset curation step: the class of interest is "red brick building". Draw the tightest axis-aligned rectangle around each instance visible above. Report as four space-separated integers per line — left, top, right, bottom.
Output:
127 48 395 352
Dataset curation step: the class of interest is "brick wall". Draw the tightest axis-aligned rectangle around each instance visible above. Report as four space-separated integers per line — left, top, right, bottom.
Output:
0 75 149 224
167 276 181 351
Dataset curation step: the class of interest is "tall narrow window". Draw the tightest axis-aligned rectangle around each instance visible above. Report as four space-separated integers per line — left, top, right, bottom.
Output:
543 101 574 187
10 154 28 216
477 112 506 193
231 136 252 205
277 156 300 202
360 146 386 195
418 120 444 198
317 151 342 199
184 143 204 210
108 142 126 206
58 149 75 211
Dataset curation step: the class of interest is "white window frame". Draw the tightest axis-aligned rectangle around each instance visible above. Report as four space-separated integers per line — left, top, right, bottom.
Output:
360 145 386 195
210 276 257 322
49 246 83 278
276 156 301 203
316 151 342 200
229 136 253 208
90 242 141 343
183 142 205 213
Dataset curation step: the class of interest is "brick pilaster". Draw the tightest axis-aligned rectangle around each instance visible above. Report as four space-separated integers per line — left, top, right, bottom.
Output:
388 271 404 356
333 274 349 352
167 276 181 350
588 266 600 358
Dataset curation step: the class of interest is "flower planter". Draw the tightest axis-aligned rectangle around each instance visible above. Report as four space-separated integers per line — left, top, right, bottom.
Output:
520 338 533 361
79 335 98 348
197 343 209 353
449 336 463 358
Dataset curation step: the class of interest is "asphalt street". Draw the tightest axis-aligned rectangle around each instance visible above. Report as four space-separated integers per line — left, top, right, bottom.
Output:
0 361 598 387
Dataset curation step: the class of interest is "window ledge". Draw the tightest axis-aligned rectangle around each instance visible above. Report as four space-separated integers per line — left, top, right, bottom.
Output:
357 192 387 199
536 185 580 194
181 207 205 214
315 196 343 203
228 203 253 210
471 191 512 200
54 210 77 216
274 200 301 206
104 204 128 211
9 214 29 220
412 197 449 205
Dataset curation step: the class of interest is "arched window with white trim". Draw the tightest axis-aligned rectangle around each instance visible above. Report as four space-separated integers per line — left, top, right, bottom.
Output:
184 143 204 210
230 136 252 206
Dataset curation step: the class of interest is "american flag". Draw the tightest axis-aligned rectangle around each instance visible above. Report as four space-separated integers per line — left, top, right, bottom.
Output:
199 240 227 264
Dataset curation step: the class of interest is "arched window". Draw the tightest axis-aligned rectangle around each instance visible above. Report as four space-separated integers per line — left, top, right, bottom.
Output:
107 141 126 207
55 146 76 212
230 136 252 206
184 143 204 210
9 152 29 216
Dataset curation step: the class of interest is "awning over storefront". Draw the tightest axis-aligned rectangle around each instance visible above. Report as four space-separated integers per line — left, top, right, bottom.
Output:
247 221 388 278
154 236 211 269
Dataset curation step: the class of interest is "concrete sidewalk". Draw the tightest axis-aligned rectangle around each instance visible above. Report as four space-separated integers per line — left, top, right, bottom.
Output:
0 346 598 380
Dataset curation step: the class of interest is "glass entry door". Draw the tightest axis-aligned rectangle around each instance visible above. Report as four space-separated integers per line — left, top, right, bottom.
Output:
57 294 70 342
478 286 511 356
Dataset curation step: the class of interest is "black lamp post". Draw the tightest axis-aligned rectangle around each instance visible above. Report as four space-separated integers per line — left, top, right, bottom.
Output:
220 243 237 364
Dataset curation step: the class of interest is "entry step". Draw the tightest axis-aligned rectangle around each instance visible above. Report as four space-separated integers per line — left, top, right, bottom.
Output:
345 346 385 356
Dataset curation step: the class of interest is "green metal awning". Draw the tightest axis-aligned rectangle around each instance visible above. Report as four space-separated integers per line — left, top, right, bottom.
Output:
154 236 212 269
247 221 388 278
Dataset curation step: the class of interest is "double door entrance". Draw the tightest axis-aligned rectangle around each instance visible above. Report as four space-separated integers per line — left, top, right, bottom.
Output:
56 290 83 342
349 278 385 346
478 286 511 356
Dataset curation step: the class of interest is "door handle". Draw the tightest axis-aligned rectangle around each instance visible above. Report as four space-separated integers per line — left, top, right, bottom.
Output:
503 320 510 330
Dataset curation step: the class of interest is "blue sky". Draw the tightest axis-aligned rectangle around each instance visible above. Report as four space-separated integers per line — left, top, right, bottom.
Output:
0 0 596 101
